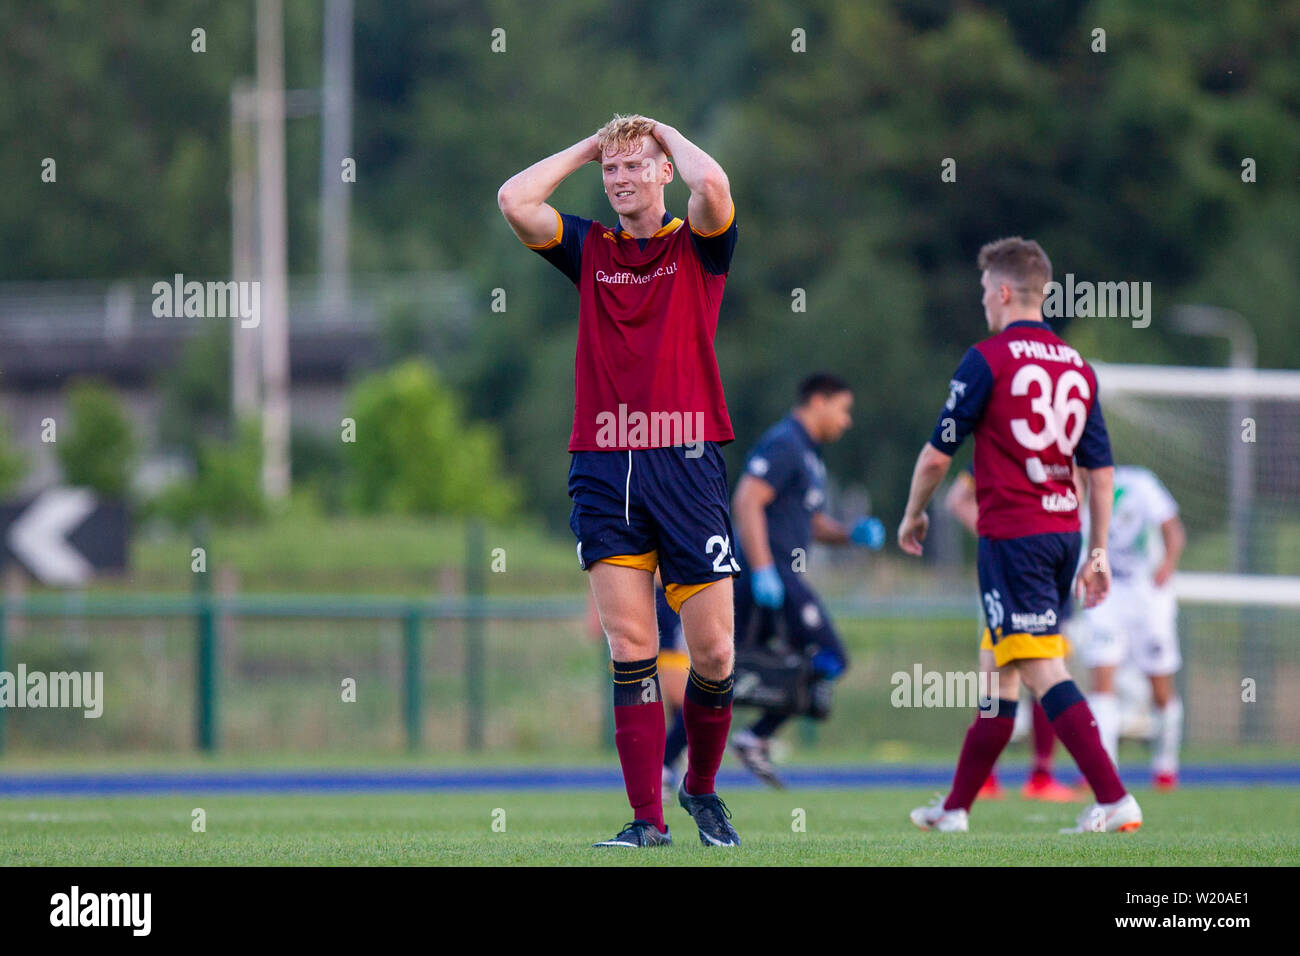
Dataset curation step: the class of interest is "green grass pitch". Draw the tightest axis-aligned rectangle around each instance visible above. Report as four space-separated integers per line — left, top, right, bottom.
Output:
2 786 1296 865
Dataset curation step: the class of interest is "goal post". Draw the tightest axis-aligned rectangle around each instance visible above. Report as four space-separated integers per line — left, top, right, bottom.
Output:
1092 362 1300 746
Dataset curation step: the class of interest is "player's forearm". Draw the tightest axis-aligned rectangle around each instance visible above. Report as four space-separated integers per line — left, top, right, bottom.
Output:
904 444 951 520
812 513 850 545
1160 517 1187 569
497 135 599 213
735 501 775 570
1085 466 1114 557
652 124 730 207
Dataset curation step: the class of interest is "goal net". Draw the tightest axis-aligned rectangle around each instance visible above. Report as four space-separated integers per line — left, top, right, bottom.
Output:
1093 362 1300 747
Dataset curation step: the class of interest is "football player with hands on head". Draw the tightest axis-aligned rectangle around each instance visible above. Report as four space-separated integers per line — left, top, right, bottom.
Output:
499 114 741 849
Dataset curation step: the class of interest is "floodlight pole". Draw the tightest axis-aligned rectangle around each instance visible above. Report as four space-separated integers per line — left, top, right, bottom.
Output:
319 0 354 321
231 82 261 420
257 0 291 501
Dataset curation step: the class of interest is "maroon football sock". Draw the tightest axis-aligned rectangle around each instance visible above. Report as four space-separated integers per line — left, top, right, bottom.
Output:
682 668 734 796
944 706 1016 812
1031 699 1056 778
1041 680 1126 804
612 658 666 830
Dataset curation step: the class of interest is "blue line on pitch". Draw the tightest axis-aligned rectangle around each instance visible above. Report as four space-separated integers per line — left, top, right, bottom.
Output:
0 764 1297 796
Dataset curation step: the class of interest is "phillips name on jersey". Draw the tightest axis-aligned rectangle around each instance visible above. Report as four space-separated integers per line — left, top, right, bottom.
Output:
929 320 1113 539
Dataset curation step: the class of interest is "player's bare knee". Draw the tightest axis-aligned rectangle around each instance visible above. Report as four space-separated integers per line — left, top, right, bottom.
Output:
686 633 734 679
1018 657 1070 698
601 620 658 661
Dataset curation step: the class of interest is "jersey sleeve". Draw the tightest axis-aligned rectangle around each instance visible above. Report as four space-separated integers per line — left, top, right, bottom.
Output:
1140 470 1179 525
525 210 592 285
688 206 737 276
1074 397 1114 469
928 348 993 455
744 434 799 496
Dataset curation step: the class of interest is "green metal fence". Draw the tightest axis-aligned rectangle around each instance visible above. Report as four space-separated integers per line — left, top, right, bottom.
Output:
0 592 589 756
1 592 1290 756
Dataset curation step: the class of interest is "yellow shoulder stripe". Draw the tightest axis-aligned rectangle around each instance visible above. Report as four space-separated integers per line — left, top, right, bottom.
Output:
523 208 563 250
690 203 735 238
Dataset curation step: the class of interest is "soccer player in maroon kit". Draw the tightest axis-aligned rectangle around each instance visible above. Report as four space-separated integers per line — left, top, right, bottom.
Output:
498 115 741 847
898 237 1142 833
946 465 1077 803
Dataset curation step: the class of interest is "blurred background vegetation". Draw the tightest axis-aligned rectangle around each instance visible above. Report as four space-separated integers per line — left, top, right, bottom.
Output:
1 1 1297 759
2 0 1298 548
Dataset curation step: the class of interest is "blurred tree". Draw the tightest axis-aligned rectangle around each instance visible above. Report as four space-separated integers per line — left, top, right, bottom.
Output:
0 0 323 277
345 359 520 519
149 418 267 527
157 323 232 461
291 426 346 514
57 380 136 498
0 416 28 497
4 0 1299 525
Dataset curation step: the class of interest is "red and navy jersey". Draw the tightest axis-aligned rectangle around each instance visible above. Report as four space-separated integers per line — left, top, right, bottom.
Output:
929 319 1112 539
526 208 737 452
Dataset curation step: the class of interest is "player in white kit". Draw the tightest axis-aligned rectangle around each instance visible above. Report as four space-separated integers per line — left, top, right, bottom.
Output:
1079 465 1187 790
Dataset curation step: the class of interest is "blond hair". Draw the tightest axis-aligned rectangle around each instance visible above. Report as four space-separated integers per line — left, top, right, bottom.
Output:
597 114 662 158
977 237 1052 300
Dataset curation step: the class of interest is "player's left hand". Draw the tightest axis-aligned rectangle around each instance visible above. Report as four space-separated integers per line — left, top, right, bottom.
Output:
897 511 929 556
1075 550 1111 608
1152 562 1175 588
850 516 885 550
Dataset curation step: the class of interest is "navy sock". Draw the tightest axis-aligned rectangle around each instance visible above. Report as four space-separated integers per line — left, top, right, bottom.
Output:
982 697 1018 721
612 657 661 706
685 668 734 707
1040 679 1085 721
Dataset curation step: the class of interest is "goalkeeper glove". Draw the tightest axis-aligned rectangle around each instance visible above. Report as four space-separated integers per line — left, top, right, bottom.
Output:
751 565 785 609
850 516 886 550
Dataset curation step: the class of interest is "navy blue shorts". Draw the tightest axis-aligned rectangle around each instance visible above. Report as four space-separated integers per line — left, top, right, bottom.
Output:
733 563 847 679
568 443 739 608
976 531 1081 666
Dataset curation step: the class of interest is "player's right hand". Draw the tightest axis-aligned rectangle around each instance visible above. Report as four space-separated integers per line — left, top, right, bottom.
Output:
751 565 785 609
897 511 929 556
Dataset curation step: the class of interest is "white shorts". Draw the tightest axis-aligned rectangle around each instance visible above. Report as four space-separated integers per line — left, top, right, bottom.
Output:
1079 578 1180 676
